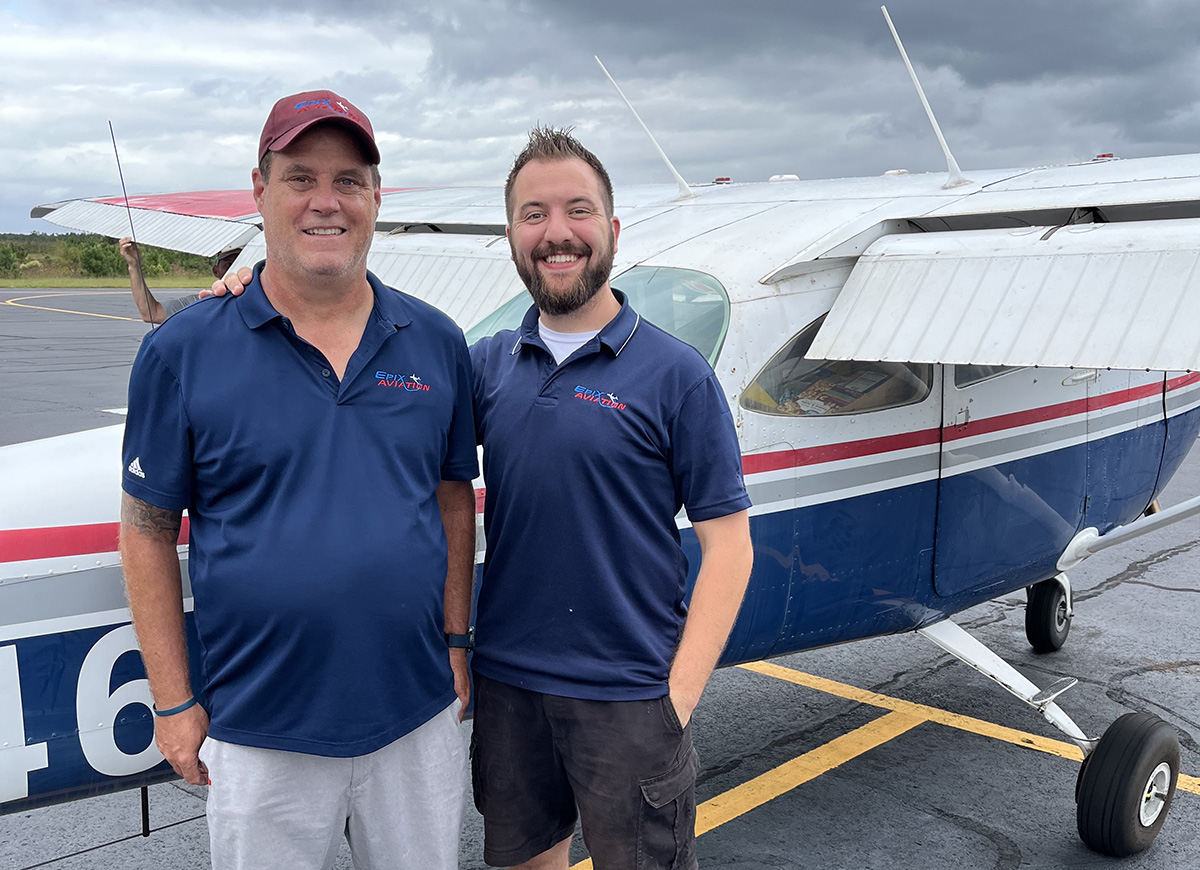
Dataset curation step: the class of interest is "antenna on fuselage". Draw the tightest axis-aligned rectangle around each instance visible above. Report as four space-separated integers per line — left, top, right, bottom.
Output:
880 5 971 189
594 56 698 201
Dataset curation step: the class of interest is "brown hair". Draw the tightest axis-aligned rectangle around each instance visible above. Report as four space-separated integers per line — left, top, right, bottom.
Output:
504 125 613 223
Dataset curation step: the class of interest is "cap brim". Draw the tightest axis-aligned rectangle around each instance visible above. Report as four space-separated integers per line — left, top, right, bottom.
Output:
264 116 380 164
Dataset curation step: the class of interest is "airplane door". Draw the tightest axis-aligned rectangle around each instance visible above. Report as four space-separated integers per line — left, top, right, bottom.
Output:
934 366 1088 599
1083 369 1165 531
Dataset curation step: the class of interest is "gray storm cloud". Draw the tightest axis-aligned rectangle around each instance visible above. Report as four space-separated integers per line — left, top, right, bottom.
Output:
3 0 1199 232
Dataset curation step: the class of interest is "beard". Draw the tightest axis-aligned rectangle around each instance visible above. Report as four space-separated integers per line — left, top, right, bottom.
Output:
513 234 614 317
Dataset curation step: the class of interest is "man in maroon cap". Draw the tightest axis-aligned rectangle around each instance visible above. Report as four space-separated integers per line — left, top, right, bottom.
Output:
120 90 477 869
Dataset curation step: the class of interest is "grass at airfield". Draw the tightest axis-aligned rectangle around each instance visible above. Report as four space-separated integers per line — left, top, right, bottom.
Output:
0 273 213 289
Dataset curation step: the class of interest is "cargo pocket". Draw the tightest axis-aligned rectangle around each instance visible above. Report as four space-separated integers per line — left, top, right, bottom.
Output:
637 746 699 870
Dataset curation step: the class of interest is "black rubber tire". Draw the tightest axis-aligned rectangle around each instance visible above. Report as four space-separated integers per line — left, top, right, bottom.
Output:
1025 579 1070 653
1076 712 1180 857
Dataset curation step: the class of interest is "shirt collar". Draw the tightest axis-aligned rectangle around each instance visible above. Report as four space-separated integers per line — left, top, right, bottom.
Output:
512 289 640 357
236 262 413 332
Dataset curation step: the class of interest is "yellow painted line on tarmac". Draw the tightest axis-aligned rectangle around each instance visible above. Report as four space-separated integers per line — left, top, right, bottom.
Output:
742 661 1200 796
695 709 924 833
3 292 140 321
741 660 1084 760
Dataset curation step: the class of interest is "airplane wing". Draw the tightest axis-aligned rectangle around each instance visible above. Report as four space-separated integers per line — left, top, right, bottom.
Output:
30 186 513 257
33 191 263 257
31 186 526 328
807 218 1200 371
34 153 1200 367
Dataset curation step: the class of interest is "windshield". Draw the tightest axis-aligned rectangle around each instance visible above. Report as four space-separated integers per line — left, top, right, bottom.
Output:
463 265 731 365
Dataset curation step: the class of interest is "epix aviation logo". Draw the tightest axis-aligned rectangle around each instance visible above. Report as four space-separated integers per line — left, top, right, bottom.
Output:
376 370 432 392
573 385 627 410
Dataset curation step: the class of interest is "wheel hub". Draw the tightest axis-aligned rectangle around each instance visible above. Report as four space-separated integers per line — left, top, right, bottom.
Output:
1140 761 1172 826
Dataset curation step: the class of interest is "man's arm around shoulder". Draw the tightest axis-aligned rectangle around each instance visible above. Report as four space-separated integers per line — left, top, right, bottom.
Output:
120 493 209 784
668 510 753 728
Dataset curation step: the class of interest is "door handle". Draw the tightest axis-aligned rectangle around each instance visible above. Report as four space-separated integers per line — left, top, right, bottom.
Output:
1062 369 1098 386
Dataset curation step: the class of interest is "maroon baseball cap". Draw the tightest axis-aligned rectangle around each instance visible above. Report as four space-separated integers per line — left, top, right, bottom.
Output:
258 89 380 164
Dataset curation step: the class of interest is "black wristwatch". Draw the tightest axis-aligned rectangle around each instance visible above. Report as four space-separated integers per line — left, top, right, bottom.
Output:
444 628 474 651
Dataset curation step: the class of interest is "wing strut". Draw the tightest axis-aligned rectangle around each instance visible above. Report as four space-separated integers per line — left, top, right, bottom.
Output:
881 6 971 190
594 56 697 202
1058 492 1200 570
918 619 1095 752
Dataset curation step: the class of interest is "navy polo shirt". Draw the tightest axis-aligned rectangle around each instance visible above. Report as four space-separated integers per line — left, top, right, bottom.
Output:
470 292 751 700
122 267 477 756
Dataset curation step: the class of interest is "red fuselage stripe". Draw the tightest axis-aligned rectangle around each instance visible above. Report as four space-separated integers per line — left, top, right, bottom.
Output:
1 519 189 564
7 379 1196 564
740 428 942 474
743 378 1180 469
942 379 1166 442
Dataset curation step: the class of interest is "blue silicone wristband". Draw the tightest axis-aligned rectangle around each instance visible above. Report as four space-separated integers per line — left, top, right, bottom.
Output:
153 696 198 717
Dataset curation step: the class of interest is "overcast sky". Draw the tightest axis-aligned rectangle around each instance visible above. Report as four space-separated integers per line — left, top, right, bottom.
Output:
3 0 1199 233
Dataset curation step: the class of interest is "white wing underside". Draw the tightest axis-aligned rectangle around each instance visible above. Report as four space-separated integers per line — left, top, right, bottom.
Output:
39 200 261 257
809 219 1200 371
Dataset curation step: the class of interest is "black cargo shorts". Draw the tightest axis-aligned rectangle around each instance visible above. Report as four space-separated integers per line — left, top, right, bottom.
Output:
471 673 699 870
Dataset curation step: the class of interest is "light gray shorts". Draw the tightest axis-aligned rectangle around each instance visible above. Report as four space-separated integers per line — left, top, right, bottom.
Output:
200 700 466 870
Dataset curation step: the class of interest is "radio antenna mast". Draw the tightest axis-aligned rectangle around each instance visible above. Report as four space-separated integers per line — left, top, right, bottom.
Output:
881 6 971 189
108 122 155 328
595 56 697 201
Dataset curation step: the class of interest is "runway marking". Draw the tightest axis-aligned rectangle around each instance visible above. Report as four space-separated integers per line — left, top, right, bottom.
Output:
695 710 923 834
741 660 1083 759
570 662 1199 868
3 292 141 321
741 661 1200 796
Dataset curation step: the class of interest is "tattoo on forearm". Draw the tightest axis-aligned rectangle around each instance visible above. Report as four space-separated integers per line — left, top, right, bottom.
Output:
121 494 183 538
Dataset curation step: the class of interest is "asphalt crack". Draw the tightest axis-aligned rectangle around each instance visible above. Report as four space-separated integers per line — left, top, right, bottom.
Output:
923 806 1023 870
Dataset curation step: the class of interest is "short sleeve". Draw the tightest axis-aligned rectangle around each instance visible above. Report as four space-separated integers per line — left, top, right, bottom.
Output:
440 331 480 481
121 338 193 510
163 294 200 318
670 373 752 523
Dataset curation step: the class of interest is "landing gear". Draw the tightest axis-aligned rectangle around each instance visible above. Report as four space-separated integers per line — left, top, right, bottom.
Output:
919 619 1180 856
1076 712 1180 856
1026 576 1071 653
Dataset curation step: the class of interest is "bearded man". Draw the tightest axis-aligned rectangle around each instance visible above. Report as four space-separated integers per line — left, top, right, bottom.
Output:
467 127 754 870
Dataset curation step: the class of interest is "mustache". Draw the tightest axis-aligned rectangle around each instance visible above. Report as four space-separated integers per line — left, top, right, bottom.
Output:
532 241 591 260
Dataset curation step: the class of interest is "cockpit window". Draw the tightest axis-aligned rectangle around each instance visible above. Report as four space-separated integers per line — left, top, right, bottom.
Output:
463 265 731 365
954 364 1019 388
741 314 933 416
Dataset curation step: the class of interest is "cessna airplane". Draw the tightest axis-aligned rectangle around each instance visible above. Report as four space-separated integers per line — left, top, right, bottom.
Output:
5 9 1200 861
